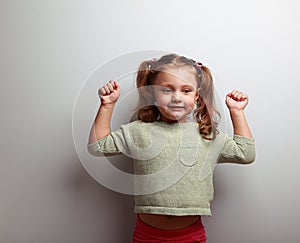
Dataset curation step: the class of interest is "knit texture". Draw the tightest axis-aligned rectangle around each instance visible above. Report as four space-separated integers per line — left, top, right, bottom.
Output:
88 120 255 216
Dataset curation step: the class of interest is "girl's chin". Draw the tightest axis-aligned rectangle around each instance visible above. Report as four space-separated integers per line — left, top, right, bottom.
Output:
158 108 191 123
160 115 188 123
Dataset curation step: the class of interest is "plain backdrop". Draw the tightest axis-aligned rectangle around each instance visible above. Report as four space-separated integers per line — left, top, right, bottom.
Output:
1 0 300 242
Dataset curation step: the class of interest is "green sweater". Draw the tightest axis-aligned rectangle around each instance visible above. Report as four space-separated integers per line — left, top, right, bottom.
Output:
88 120 255 216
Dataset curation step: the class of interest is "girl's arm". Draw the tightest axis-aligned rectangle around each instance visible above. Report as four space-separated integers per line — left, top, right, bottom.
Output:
226 90 252 138
88 80 120 144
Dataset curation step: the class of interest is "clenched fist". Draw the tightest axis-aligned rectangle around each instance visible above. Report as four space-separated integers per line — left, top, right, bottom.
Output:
98 80 120 105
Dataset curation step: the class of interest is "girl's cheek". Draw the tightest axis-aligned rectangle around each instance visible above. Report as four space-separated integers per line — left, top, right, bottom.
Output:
156 95 170 103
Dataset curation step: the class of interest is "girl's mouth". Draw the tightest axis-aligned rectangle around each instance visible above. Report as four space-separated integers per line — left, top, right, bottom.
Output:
167 106 185 111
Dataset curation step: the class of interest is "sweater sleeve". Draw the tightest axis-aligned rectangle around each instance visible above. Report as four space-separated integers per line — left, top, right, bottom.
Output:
218 134 256 164
87 124 131 156
87 121 169 160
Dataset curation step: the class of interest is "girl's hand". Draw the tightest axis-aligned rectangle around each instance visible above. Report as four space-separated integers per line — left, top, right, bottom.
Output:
98 80 120 105
226 90 249 111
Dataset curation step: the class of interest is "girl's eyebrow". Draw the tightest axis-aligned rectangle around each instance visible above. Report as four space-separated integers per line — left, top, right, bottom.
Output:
182 83 195 88
157 81 195 87
155 83 173 87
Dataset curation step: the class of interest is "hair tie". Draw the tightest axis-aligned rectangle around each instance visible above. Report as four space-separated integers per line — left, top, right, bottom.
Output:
148 58 157 69
194 61 203 75
196 62 202 67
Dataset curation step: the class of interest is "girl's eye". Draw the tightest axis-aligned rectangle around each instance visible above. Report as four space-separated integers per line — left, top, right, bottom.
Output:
183 89 192 94
162 88 172 93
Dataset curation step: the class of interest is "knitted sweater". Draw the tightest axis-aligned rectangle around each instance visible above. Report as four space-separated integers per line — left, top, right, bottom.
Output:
88 120 255 216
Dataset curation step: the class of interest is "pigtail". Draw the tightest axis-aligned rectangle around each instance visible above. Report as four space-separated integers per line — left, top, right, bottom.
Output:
135 60 159 122
194 65 220 140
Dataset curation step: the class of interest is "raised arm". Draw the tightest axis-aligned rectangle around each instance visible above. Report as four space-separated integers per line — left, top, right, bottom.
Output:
225 90 252 138
88 80 120 144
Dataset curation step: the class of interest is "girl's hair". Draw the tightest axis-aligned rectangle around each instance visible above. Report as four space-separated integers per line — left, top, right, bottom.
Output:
135 53 220 140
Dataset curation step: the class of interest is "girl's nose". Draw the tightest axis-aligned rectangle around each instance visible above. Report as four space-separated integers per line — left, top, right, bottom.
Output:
171 91 182 102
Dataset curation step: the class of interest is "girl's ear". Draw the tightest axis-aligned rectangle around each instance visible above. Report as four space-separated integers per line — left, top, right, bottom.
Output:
195 88 200 101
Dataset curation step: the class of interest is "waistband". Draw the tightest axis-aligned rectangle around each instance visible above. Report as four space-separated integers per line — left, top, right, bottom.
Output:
134 214 206 240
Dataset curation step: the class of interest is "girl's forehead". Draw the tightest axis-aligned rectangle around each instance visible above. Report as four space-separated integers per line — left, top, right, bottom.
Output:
155 67 198 87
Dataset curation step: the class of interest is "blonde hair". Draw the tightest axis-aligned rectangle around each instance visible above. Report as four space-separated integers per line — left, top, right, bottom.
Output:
135 53 220 140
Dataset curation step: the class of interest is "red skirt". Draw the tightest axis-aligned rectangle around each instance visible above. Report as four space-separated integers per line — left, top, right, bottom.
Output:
133 215 206 243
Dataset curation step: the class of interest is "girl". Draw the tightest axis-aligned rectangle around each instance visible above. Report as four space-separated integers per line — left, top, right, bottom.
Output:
88 53 255 243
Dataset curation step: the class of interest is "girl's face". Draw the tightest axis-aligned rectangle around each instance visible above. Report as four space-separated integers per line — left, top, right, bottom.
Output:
153 67 199 123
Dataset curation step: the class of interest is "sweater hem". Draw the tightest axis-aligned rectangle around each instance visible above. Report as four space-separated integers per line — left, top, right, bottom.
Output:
134 206 212 216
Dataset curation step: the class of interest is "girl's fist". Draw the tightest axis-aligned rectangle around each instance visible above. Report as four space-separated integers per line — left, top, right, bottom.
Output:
98 80 120 105
226 90 249 111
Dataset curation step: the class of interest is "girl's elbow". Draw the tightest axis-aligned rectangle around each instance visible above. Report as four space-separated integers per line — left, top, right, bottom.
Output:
87 145 103 157
242 150 256 164
244 156 255 164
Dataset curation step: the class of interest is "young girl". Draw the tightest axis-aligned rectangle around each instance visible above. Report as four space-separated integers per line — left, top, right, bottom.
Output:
88 53 255 243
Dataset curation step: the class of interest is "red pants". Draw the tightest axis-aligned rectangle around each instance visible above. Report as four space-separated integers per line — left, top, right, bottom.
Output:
133 215 206 243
